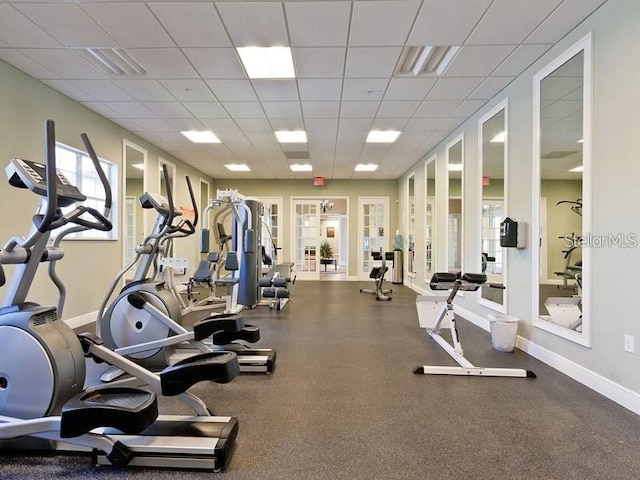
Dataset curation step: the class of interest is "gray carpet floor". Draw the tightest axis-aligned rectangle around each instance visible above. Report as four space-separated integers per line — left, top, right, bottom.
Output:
1 280 640 479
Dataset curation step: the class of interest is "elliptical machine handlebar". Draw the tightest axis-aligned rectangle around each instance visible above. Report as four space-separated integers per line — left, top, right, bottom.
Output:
36 119 60 234
165 176 198 238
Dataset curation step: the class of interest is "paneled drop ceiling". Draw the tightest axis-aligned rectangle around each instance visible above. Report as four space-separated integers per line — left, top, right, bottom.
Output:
0 0 607 180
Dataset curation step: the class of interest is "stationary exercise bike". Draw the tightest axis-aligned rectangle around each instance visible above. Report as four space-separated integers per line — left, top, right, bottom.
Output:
0 120 239 470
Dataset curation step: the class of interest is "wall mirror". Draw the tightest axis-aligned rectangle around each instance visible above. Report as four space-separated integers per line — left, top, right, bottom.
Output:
123 140 147 271
447 136 463 273
407 173 416 277
533 34 591 346
424 157 436 282
479 101 507 313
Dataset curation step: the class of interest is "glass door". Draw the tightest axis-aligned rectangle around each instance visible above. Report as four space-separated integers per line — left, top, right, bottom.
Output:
292 199 321 280
358 197 389 280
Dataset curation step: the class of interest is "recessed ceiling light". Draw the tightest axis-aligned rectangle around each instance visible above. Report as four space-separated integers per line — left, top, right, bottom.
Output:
290 164 312 172
569 166 583 173
366 130 401 143
181 130 221 143
237 47 295 79
275 130 307 143
448 164 463 171
132 163 144 170
490 132 506 143
354 164 378 172
225 164 251 172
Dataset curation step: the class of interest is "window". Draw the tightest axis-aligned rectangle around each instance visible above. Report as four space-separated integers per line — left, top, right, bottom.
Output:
55 142 118 240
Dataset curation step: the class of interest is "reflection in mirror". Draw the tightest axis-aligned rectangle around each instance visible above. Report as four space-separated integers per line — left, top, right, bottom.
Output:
534 36 590 345
447 138 463 273
407 174 416 276
480 106 506 311
123 141 147 272
424 158 436 281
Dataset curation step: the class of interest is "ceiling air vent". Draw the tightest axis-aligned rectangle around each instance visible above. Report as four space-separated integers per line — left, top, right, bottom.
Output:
284 151 310 160
395 45 460 77
78 48 147 77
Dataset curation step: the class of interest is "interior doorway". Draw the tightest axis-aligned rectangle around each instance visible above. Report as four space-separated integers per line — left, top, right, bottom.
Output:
291 196 348 281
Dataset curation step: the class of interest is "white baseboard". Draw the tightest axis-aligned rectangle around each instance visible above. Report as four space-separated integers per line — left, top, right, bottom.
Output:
409 285 640 416
64 310 97 330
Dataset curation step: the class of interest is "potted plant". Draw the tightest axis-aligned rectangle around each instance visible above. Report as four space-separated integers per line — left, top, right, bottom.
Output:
320 239 334 259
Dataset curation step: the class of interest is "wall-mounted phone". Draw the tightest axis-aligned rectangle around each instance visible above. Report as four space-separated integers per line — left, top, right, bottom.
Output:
500 217 527 249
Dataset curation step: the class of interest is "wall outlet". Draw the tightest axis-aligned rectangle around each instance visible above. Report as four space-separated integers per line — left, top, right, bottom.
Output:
624 335 635 353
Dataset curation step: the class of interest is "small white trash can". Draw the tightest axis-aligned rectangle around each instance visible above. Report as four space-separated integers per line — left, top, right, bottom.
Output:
488 314 519 352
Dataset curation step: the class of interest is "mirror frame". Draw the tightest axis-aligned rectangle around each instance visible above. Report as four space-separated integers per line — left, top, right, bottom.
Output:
532 32 592 347
406 171 416 278
446 134 464 275
424 155 436 284
122 139 148 269
477 99 508 314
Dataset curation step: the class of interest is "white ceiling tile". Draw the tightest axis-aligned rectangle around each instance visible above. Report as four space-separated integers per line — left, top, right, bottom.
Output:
182 48 245 79
164 118 205 131
149 131 191 143
127 48 198 79
80 101 123 119
142 101 193 119
371 118 410 130
302 102 340 119
338 118 373 132
0 4 60 47
103 101 158 118
435 117 465 131
112 118 144 132
235 118 273 132
14 3 117 47
376 101 420 118
349 1 420 46
345 47 402 78
206 79 257 101
342 78 389 101
468 76 513 100
128 118 175 132
414 100 461 117
298 79 342 101
149 2 231 47
42 79 95 101
183 101 229 118
267 118 304 130
292 48 346 78
82 3 173 48
245 131 277 144
305 118 339 132
451 99 487 117
404 118 443 132
285 1 350 47
221 102 265 119
261 102 302 119
19 48 105 79
408 0 492 45
199 118 242 133
384 78 437 101
113 79 175 102
340 101 379 118
252 80 298 102
492 44 552 77
216 2 288 46
526 0 606 44
426 77 484 100
68 79 134 101
443 45 516 77
359 143 392 161
160 79 216 101
0 48 58 78
466 0 562 45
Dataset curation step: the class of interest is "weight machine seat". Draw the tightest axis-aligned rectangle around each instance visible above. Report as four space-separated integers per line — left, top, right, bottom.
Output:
191 252 219 284
460 273 487 285
60 386 158 438
214 251 240 287
160 351 241 395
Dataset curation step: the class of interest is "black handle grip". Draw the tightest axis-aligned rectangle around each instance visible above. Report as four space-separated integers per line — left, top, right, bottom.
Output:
185 176 198 229
81 133 112 212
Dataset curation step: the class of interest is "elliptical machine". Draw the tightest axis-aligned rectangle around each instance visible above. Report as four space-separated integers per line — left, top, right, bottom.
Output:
0 120 239 470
